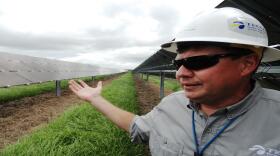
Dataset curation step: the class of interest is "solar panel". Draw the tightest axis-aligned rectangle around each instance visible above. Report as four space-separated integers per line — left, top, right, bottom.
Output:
0 72 31 87
0 52 119 88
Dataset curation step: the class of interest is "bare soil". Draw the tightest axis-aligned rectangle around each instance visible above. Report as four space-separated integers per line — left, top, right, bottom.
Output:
134 75 173 114
0 74 174 154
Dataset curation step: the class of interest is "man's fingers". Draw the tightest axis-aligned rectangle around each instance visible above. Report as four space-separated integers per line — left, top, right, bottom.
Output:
78 80 89 87
69 80 82 90
69 85 78 94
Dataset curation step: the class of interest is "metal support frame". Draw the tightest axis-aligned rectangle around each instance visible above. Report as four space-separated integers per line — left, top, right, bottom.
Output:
159 72 165 99
56 80 61 96
146 73 149 81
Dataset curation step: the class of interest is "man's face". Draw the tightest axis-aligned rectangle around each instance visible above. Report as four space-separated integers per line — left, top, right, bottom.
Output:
176 47 245 104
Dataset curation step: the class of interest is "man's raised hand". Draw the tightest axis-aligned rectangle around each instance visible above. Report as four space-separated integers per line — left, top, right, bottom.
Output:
69 80 102 102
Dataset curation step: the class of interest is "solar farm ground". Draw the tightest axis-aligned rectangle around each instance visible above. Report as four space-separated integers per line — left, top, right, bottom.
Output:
0 74 175 153
0 75 117 149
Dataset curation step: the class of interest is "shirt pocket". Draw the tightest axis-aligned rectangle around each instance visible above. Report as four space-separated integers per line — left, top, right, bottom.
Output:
149 133 184 156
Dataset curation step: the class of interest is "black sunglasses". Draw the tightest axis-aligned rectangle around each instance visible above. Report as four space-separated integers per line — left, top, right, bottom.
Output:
173 53 251 70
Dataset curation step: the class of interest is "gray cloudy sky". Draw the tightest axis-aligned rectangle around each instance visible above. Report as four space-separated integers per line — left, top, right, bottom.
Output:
0 0 223 71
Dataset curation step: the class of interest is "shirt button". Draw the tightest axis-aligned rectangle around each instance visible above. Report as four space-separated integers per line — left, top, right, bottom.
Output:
206 128 212 133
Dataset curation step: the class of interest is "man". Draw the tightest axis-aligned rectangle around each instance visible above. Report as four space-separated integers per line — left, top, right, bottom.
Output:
69 7 280 156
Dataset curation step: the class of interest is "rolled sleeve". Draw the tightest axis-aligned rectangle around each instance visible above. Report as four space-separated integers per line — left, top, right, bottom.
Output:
129 109 157 143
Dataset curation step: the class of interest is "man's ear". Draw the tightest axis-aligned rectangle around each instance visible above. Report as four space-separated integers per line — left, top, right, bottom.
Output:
239 54 259 77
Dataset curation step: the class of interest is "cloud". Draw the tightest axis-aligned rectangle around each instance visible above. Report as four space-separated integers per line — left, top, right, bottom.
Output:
0 30 79 50
61 46 156 70
102 1 144 18
149 5 179 35
0 0 224 70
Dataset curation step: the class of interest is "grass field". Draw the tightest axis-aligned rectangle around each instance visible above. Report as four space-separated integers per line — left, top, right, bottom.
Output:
1 72 145 156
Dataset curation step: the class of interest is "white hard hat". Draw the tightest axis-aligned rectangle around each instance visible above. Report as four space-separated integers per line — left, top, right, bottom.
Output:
161 7 280 62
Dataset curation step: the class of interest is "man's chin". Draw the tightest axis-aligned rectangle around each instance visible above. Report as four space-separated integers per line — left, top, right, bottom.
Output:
185 92 205 103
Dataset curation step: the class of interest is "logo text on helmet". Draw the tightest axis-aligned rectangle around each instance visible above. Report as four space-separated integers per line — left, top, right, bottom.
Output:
228 18 266 37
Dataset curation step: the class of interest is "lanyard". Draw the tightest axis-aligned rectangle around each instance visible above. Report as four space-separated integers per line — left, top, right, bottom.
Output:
192 111 239 156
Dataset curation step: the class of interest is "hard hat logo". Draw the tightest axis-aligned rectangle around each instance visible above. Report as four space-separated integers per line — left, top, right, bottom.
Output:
231 21 245 29
228 18 266 38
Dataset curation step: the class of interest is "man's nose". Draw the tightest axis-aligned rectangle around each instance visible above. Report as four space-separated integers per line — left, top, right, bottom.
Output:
176 65 194 79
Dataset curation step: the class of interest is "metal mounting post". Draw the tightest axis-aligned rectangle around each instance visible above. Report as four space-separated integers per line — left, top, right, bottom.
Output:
146 73 149 81
160 72 165 99
56 80 61 96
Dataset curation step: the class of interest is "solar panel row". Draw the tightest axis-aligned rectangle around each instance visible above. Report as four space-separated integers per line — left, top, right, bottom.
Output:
0 52 118 87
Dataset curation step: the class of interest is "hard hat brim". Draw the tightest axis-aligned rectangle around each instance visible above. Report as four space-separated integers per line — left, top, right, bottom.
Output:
262 46 280 62
161 41 280 63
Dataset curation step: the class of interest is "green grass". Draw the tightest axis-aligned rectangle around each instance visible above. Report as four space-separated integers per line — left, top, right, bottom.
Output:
145 74 182 92
0 72 144 156
0 75 108 103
